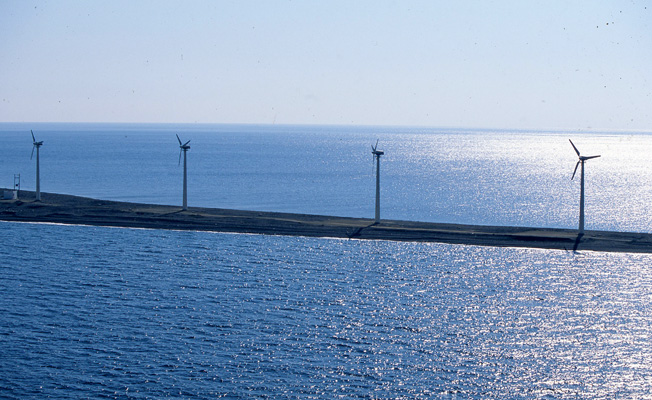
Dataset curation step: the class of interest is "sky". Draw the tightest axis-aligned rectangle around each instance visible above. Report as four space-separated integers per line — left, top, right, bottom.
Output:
1 0 650 130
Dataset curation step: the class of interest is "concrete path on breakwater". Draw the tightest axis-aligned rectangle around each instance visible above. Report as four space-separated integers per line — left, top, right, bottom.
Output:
3 190 652 254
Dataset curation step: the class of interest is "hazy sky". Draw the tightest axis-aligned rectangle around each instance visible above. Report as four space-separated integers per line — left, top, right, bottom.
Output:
1 1 650 130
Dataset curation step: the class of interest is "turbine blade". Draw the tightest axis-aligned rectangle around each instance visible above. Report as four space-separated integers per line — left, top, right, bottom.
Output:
31 145 35 160
585 155 601 160
183 140 191 146
176 134 182 146
571 161 580 180
31 130 36 143
569 139 580 156
178 150 182 166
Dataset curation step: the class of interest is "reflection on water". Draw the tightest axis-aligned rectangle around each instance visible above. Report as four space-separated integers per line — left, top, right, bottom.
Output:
1 124 652 232
1 222 652 398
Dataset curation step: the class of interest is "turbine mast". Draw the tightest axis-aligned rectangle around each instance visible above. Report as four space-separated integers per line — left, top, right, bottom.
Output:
183 148 188 211
36 144 41 201
375 153 381 223
371 140 384 224
31 130 43 202
569 139 600 235
177 134 191 211
579 159 585 234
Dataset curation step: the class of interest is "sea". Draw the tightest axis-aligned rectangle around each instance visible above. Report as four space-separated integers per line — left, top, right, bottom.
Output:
1 123 652 399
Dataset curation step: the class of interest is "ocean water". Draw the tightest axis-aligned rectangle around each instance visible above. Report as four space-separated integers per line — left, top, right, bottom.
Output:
2 123 652 399
1 123 651 232
2 222 652 399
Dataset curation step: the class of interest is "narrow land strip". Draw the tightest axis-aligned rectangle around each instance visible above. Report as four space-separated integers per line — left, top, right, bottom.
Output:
3 190 652 254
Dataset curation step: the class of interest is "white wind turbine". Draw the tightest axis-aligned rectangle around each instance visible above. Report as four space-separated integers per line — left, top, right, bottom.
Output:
31 130 43 201
569 139 600 234
176 134 191 211
371 140 384 223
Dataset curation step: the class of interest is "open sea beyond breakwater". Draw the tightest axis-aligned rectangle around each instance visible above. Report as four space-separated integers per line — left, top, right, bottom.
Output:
2 123 652 398
1 123 652 232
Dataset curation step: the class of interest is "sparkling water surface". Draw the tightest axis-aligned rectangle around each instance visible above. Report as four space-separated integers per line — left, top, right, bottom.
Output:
2 222 652 399
2 124 652 398
1 123 651 232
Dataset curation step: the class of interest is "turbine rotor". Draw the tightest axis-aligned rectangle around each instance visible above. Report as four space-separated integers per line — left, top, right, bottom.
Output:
176 134 190 165
30 130 43 159
571 161 580 180
569 139 600 179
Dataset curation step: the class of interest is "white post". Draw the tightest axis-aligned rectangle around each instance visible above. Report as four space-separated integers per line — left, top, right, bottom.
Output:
182 149 188 211
375 155 380 223
35 145 41 201
579 160 585 234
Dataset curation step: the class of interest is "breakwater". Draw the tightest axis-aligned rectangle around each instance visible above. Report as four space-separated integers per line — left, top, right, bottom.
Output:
3 190 652 253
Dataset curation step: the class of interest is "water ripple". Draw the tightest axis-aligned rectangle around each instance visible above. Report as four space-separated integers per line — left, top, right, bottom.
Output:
2 222 652 398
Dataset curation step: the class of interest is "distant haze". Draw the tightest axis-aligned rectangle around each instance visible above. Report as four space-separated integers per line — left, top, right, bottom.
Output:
1 0 650 130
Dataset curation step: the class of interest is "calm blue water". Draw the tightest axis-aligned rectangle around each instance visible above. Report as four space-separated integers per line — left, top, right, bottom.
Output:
2 124 652 398
1 122 651 232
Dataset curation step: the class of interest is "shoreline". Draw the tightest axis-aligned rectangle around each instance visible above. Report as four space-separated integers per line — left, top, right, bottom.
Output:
3 190 652 253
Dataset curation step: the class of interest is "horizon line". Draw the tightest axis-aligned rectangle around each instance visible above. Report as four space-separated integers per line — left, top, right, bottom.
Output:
1 121 650 134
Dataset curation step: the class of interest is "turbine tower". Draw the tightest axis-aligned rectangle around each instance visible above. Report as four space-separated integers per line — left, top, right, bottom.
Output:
176 134 191 211
569 139 600 234
371 140 384 223
31 130 43 201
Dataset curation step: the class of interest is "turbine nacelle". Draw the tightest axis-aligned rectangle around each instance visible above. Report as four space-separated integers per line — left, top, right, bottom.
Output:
569 139 600 180
580 155 601 161
176 134 191 150
176 134 191 165
31 130 43 160
371 139 384 157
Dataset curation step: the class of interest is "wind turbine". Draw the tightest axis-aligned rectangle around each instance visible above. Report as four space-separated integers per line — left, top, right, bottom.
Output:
569 139 600 234
371 140 384 223
176 134 191 211
31 130 43 201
